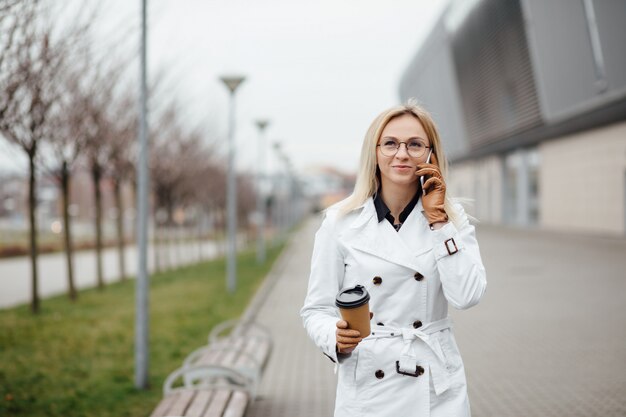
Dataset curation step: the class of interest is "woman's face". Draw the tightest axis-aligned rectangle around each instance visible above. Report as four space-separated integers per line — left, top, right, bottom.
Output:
376 114 432 188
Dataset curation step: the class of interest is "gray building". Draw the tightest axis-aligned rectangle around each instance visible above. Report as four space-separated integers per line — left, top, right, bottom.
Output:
400 0 626 236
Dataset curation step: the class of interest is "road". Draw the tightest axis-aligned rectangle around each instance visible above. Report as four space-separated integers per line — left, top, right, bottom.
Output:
0 239 222 309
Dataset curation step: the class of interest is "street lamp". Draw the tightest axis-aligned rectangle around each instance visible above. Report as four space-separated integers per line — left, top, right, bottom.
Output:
135 0 150 390
219 75 245 293
272 141 290 243
255 119 269 264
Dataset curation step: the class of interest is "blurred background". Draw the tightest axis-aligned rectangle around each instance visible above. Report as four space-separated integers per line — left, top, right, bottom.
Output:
1 0 625 415
2 0 625 260
1 0 625 309
0 0 625 318
0 0 447 276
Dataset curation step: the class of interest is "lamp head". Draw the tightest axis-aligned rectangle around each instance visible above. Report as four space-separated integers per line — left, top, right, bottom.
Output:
219 75 246 93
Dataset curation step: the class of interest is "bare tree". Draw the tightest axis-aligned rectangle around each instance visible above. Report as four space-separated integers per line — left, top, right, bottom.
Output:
172 129 219 262
0 2 70 312
40 65 91 300
150 103 192 269
237 172 258 246
193 140 228 258
79 64 126 290
148 100 228 269
106 91 137 281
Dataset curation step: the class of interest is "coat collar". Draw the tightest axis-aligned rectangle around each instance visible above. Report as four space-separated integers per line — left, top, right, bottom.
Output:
345 196 430 270
349 196 426 229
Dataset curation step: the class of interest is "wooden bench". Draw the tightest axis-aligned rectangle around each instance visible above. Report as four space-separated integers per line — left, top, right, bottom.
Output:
148 320 272 417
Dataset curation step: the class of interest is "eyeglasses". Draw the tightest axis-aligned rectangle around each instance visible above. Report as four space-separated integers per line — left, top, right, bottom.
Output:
377 138 431 158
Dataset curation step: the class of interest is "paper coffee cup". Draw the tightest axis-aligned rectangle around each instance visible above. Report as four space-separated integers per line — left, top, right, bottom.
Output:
335 285 371 338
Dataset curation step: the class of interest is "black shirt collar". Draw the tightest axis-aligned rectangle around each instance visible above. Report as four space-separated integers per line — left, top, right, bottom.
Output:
373 187 421 230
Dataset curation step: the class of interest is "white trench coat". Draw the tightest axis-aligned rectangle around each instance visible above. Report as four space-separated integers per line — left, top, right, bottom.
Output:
300 197 487 417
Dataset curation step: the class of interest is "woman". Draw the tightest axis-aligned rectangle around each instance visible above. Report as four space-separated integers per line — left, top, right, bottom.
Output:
300 102 487 417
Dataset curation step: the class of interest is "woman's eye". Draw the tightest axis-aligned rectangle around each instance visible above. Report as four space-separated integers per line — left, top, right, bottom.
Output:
383 140 397 147
408 141 425 149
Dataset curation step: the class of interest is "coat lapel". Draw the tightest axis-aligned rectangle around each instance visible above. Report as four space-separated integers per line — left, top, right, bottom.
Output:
398 197 432 257
346 197 424 270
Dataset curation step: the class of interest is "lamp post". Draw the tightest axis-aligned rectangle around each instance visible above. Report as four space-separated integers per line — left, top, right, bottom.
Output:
135 0 149 390
220 75 245 293
272 141 290 243
255 119 269 264
271 141 282 246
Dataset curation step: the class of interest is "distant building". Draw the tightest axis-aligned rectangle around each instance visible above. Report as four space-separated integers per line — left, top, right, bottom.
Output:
400 0 626 236
300 166 355 211
0 169 133 239
0 174 27 227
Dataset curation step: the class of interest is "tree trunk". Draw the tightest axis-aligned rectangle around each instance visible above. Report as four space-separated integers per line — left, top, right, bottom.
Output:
176 224 182 267
162 223 169 271
28 151 40 313
130 179 137 241
167 204 175 268
221 208 227 258
167 203 183 269
61 161 77 300
153 220 161 273
91 163 104 289
113 178 126 280
197 212 203 262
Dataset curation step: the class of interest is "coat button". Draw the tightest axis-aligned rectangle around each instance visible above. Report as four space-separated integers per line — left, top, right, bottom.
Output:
413 320 423 329
414 272 424 281
373 276 383 285
375 370 385 379
417 366 425 376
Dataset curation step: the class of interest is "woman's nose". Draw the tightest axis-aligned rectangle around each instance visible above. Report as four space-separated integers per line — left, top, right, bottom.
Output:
395 143 410 158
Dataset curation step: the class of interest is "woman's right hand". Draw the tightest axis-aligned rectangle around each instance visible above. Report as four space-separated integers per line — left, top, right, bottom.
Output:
336 320 362 354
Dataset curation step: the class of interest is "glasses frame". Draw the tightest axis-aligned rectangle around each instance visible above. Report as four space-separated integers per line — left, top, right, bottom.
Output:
377 140 431 158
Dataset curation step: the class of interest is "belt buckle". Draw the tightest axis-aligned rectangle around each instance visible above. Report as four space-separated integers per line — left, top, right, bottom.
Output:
444 238 458 255
396 361 425 377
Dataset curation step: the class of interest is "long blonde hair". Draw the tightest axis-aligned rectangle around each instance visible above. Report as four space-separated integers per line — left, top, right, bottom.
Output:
338 100 461 227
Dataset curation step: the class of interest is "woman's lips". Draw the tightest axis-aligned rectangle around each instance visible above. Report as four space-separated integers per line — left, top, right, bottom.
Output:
392 165 413 171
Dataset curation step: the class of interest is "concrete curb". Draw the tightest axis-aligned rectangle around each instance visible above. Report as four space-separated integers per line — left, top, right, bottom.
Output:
240 224 303 324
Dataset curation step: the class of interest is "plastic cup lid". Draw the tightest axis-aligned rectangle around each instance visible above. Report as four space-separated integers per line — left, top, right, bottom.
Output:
335 285 370 308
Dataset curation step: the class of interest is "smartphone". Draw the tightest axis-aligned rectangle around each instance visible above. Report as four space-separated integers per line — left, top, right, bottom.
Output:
420 149 433 195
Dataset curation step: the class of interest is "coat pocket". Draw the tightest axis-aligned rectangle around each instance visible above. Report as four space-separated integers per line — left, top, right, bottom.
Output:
338 348 359 386
438 330 463 374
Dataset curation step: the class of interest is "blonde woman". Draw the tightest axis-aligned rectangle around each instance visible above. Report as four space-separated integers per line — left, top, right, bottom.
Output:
301 102 487 416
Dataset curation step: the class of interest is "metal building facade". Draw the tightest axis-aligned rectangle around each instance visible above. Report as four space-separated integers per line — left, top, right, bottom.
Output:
399 0 626 236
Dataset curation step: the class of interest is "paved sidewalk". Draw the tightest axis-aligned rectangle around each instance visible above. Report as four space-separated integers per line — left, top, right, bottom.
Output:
245 218 336 417
245 217 626 417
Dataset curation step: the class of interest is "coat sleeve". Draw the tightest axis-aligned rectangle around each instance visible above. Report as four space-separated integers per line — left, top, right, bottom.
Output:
431 203 487 310
300 211 345 363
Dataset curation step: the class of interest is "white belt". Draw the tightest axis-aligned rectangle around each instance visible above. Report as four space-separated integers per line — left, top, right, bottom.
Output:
368 317 452 395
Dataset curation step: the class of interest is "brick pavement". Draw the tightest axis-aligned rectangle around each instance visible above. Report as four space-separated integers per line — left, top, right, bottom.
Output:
245 217 626 417
245 217 336 417
453 225 626 417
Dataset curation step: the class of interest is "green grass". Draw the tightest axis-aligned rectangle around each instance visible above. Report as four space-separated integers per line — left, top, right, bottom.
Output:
0 244 285 417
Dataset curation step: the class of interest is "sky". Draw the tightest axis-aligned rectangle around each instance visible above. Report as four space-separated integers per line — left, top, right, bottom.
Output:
0 0 449 176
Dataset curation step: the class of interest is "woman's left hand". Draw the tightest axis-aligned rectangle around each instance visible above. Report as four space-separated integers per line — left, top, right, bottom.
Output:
415 152 449 226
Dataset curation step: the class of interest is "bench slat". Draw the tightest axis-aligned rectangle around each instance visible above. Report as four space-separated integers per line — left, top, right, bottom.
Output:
237 337 270 371
153 321 272 417
223 338 246 366
197 345 225 367
149 392 180 417
184 390 214 417
247 338 271 369
168 389 196 416
201 388 232 417
222 390 248 417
